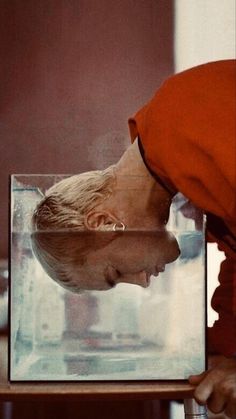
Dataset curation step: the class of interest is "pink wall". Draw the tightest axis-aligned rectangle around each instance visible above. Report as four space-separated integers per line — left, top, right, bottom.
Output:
0 0 174 258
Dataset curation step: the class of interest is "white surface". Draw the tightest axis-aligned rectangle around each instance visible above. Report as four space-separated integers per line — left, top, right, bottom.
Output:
174 0 236 73
171 401 183 419
207 243 225 326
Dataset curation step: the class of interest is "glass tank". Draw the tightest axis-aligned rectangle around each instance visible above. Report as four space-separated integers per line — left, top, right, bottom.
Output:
10 174 206 381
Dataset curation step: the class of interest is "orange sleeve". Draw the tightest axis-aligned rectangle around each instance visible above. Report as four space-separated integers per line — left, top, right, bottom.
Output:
128 60 236 356
128 60 236 228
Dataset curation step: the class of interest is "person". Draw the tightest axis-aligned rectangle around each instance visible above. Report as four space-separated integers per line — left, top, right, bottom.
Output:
32 59 236 417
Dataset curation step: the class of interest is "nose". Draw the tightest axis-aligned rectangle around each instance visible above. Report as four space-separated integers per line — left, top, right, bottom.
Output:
165 232 181 264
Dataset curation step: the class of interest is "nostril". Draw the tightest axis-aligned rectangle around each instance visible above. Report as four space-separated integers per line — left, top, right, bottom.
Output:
177 245 181 257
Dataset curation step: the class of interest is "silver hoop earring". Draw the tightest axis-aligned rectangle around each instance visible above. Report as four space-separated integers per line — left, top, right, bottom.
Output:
112 222 126 231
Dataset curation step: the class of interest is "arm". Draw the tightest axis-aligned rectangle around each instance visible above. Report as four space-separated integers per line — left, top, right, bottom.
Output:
189 252 236 417
189 356 236 417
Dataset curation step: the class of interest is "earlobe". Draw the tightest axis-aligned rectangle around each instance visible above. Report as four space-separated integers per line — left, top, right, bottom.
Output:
84 211 117 231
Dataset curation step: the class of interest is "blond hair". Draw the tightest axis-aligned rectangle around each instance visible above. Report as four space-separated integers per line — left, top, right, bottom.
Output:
32 166 116 231
31 166 117 292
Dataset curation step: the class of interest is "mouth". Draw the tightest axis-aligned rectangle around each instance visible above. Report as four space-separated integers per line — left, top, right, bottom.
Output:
156 264 165 273
149 264 165 277
143 268 163 287
144 272 151 287
143 265 166 286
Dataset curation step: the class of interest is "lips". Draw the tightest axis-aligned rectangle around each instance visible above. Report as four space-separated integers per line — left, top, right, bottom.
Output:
145 272 151 287
157 264 165 272
150 265 165 277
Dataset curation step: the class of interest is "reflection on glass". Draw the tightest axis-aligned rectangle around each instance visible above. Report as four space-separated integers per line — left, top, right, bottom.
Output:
10 175 206 381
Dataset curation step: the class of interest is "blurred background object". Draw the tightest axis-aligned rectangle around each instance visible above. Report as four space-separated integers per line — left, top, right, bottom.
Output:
0 0 174 260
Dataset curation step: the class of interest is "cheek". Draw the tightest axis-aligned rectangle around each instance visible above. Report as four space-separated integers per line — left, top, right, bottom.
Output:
76 266 105 290
116 249 145 271
110 233 180 270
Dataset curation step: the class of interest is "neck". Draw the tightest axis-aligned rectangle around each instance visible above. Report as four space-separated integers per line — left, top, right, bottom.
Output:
115 139 170 195
111 139 172 228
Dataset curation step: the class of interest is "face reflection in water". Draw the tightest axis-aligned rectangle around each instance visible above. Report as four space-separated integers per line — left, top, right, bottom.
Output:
76 231 180 291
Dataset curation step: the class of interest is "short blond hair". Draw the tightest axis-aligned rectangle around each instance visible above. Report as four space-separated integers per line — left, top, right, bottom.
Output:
31 166 117 292
32 165 116 231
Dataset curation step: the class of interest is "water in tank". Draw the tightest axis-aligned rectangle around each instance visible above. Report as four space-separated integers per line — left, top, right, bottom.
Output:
10 174 206 381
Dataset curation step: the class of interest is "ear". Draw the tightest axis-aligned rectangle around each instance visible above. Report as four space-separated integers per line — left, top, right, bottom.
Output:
84 210 118 231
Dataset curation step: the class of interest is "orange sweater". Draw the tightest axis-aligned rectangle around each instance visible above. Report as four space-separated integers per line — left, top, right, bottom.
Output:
129 60 236 356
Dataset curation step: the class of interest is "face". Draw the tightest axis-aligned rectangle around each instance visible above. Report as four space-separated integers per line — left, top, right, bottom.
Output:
74 230 180 291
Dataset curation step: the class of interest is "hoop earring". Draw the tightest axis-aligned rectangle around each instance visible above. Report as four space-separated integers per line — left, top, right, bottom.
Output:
112 222 126 231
